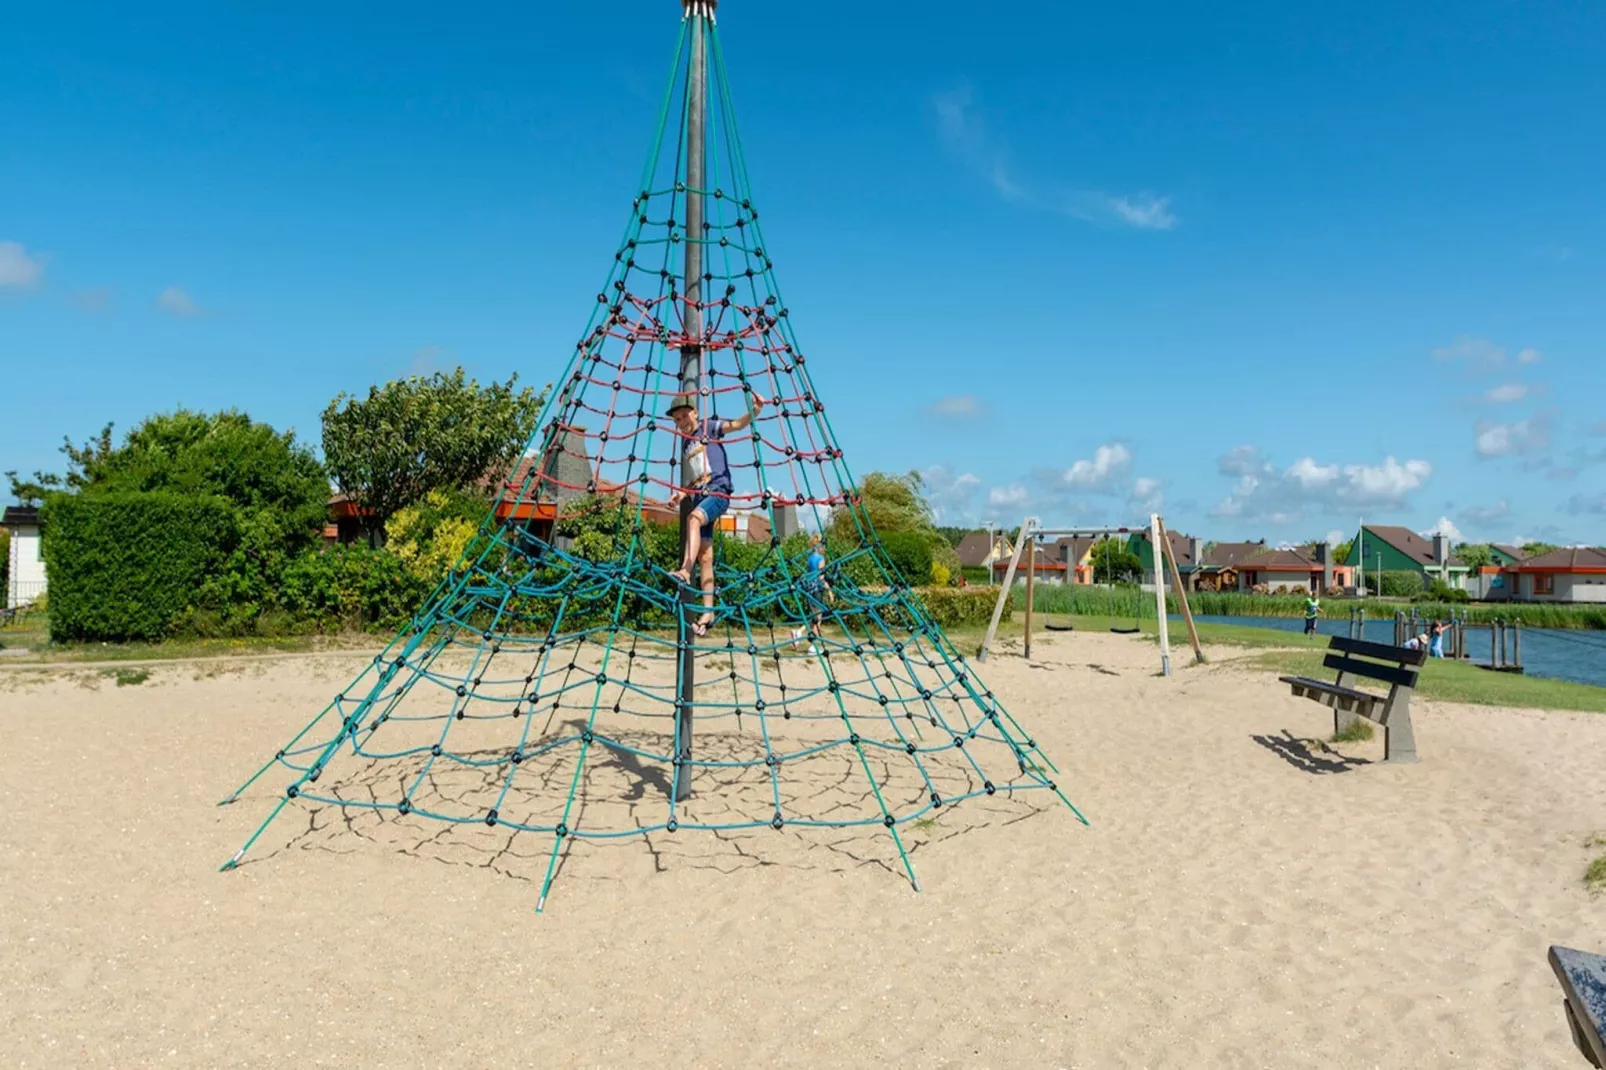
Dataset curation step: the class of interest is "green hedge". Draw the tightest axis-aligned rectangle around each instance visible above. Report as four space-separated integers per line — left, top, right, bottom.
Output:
42 491 239 641
277 545 432 632
879 530 933 586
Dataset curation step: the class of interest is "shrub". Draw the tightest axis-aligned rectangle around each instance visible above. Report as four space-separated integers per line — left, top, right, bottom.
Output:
930 562 952 587
42 491 238 641
387 489 490 581
879 530 933 586
1364 570 1424 598
915 586 995 629
277 545 429 632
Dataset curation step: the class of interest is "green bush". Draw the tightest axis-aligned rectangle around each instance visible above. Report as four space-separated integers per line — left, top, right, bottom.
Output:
1363 570 1423 598
914 586 996 629
277 545 430 632
879 531 933 586
1417 581 1470 603
42 491 238 641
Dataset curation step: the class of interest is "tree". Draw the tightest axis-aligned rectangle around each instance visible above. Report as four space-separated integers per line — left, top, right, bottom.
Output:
1330 538 1353 566
1455 543 1493 568
831 470 959 572
1087 537 1142 583
322 369 546 529
934 525 971 548
1521 541 1558 557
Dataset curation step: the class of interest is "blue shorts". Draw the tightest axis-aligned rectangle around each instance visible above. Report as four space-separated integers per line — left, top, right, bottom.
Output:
690 490 730 535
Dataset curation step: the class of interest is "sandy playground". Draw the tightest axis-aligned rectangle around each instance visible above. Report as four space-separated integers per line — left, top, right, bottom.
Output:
1 630 1602 1068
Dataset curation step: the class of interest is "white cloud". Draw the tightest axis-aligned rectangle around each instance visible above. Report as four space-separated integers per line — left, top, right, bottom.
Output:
1062 191 1177 231
1129 476 1163 511
1056 442 1133 490
1474 414 1550 458
924 394 987 420
1485 383 1528 403
987 483 1030 509
917 464 983 525
1517 347 1541 364
932 85 1176 231
1566 493 1606 515
1210 446 1432 522
1459 500 1510 524
1325 529 1346 546
157 286 201 317
1433 336 1506 372
1420 517 1463 540
0 241 43 288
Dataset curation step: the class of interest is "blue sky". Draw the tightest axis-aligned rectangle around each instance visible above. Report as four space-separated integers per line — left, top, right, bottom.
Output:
3 0 1604 546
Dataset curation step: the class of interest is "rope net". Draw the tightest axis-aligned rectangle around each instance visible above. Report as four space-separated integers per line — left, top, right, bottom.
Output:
221 9 1084 908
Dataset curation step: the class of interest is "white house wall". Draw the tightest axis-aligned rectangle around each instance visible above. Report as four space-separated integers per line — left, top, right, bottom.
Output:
7 525 46 609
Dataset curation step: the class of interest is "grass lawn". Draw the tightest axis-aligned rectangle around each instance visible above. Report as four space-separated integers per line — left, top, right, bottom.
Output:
0 619 376 666
965 611 1606 714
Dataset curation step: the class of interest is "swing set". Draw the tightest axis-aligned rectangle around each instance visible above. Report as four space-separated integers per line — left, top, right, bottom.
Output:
977 513 1203 676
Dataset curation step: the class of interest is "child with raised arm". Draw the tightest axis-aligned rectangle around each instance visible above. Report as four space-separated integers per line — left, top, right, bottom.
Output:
666 390 767 636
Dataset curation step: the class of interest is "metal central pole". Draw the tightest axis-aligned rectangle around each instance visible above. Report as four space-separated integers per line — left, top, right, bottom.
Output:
674 0 711 803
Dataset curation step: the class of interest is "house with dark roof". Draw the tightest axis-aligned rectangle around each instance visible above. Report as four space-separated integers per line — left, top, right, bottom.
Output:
1507 546 1606 602
1489 544 1529 566
1126 529 1201 587
957 531 1013 570
1344 525 1470 589
2 505 46 610
1192 540 1266 591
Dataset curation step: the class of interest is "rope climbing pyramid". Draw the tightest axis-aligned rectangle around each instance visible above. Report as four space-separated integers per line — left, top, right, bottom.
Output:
219 0 1086 910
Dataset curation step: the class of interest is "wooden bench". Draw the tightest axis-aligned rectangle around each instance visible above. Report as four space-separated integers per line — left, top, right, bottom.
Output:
1550 946 1606 1067
1279 636 1427 763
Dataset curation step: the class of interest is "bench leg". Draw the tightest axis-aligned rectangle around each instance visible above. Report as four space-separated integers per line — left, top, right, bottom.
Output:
1333 707 1363 737
1381 692 1418 763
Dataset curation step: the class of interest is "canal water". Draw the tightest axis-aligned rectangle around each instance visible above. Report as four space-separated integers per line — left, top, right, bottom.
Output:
1187 614 1606 690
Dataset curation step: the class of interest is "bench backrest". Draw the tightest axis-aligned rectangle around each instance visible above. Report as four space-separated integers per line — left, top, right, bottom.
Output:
1323 635 1425 690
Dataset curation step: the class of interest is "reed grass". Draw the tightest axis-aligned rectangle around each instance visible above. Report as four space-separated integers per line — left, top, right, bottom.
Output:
1007 585 1606 629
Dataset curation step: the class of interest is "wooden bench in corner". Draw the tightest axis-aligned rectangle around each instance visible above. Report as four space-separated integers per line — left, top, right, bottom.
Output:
1279 636 1428 763
1549 946 1606 1068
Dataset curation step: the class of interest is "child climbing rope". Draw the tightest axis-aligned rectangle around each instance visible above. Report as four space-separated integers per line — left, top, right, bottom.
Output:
667 389 767 636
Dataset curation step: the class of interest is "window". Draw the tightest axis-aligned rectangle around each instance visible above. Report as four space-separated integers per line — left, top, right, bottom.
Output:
1533 574 1554 596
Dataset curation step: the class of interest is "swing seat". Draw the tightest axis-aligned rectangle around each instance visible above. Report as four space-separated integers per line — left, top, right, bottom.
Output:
1044 622 1074 632
1109 626 1140 635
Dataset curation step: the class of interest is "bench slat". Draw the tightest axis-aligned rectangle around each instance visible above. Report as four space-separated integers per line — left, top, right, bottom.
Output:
1278 675 1380 707
1328 635 1428 666
1322 653 1420 689
1549 945 1606 1068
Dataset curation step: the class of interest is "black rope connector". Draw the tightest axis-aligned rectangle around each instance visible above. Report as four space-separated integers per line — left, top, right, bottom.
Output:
309 765 322 782
596 672 607 685
878 695 888 706
849 732 860 745
931 793 943 807
984 781 996 796
582 729 594 744
485 809 498 826
953 736 965 749
286 785 299 799
431 744 442 757
556 823 569 838
883 814 896 828
1048 781 1057 791
755 699 766 711
772 813 784 830
666 818 678 833
510 749 523 765
905 742 916 755
398 799 411 815
455 684 466 697
827 680 839 693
